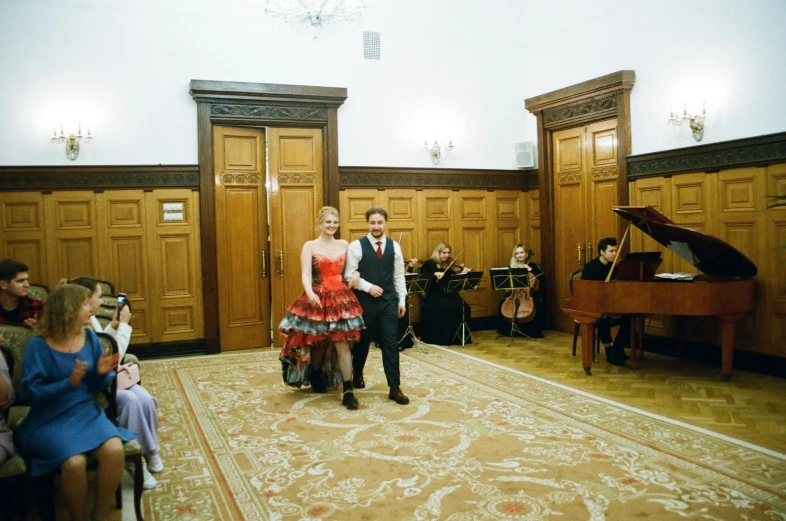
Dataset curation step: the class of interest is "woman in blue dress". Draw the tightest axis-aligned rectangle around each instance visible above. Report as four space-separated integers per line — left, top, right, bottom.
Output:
15 283 134 521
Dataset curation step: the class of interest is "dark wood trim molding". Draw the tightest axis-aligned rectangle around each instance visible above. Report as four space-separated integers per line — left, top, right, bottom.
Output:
0 165 199 191
339 166 538 191
190 80 347 354
525 70 635 329
628 131 786 180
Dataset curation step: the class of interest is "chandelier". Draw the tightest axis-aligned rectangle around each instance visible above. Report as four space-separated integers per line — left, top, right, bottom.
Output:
265 0 367 29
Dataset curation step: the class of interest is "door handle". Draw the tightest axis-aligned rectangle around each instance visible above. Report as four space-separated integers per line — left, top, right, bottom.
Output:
586 243 592 263
262 250 268 278
577 243 582 268
275 250 284 276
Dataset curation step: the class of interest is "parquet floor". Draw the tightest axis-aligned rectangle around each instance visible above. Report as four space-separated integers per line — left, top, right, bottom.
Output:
433 329 786 454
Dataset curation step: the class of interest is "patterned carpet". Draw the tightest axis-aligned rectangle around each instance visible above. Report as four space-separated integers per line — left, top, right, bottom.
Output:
139 345 786 520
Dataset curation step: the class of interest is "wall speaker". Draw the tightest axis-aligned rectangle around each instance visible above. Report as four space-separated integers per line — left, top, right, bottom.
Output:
515 142 537 169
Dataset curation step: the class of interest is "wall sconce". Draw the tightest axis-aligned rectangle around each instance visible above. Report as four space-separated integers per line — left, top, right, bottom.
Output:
668 103 706 142
424 136 453 165
52 123 92 160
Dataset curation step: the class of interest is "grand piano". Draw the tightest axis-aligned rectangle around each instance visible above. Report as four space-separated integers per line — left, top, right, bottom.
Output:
563 206 757 379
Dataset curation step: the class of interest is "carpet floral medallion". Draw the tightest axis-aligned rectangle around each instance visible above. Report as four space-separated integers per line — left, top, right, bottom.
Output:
140 345 786 521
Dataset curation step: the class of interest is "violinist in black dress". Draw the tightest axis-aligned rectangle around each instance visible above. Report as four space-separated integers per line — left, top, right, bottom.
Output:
418 243 472 345
496 244 545 338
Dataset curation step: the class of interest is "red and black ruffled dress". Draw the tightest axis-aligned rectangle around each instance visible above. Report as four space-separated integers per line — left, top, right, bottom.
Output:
278 254 364 387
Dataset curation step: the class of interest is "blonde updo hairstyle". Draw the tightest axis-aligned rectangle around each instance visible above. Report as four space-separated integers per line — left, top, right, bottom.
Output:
509 244 530 268
315 206 340 232
34 283 90 341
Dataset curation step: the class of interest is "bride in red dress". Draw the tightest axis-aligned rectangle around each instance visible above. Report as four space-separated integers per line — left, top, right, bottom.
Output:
278 206 365 410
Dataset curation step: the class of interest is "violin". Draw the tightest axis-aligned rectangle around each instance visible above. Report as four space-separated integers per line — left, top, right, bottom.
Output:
500 264 540 324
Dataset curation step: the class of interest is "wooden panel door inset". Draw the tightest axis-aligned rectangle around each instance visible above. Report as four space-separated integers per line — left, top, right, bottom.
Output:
97 190 152 344
0 192 48 285
44 191 98 284
214 126 271 350
268 127 323 340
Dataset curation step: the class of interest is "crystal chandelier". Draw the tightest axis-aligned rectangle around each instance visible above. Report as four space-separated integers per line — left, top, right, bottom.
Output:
265 0 367 29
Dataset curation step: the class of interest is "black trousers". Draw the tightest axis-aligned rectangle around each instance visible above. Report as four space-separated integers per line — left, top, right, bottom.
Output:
352 296 401 387
597 315 631 349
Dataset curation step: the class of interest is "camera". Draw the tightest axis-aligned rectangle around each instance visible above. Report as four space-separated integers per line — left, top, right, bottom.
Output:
117 293 128 312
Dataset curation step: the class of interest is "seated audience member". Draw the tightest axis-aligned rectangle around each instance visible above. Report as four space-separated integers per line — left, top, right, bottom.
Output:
0 259 43 325
15 284 134 521
0 337 14 466
418 243 472 345
70 277 163 489
582 237 630 366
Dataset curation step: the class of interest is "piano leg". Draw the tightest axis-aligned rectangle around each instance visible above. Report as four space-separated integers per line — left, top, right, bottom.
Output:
576 317 598 375
719 313 744 381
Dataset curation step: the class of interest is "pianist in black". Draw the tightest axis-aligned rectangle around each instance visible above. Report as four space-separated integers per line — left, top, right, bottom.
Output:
582 237 630 366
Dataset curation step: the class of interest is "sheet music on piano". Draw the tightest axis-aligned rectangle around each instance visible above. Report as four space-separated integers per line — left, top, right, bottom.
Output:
655 272 695 281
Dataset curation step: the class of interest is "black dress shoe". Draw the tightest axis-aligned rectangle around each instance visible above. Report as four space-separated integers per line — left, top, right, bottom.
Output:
352 374 365 389
388 386 409 405
342 391 359 410
310 372 327 393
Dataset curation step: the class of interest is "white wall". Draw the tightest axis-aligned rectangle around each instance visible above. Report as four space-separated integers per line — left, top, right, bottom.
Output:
0 0 784 168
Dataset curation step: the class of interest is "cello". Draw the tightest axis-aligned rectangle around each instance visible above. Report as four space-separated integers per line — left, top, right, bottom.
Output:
501 249 541 324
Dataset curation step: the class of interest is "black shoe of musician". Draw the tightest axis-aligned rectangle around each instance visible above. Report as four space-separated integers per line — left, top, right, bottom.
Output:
342 381 359 410
605 346 627 366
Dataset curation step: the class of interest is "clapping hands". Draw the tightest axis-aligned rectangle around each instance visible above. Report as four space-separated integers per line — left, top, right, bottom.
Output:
97 348 120 375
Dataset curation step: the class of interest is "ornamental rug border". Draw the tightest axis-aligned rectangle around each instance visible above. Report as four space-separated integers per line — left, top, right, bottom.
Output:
140 347 786 521
409 345 786 497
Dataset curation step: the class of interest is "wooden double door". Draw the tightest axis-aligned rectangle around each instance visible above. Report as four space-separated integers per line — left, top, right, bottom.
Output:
213 125 323 351
552 119 622 332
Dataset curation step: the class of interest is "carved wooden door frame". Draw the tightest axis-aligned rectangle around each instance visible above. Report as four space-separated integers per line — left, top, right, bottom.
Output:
525 70 635 328
190 80 347 354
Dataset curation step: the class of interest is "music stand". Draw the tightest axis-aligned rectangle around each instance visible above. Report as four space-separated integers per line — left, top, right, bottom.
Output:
399 273 430 348
445 271 484 347
490 267 533 338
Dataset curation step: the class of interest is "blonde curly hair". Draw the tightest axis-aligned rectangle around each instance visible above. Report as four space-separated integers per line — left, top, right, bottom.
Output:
34 283 90 342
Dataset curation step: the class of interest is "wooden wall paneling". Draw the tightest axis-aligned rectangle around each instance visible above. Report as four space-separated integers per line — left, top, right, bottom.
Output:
43 191 99 285
384 189 419 259
493 190 525 266
419 190 454 258
146 189 203 343
766 163 786 356
96 190 152 344
629 177 673 337
528 190 540 264
717 167 766 347
339 189 381 242
268 127 323 338
0 192 48 286
456 190 493 316
669 172 718 274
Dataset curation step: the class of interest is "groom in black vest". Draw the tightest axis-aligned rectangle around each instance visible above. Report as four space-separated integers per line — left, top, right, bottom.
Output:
345 206 409 405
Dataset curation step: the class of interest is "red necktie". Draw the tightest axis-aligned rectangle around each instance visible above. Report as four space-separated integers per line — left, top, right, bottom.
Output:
376 241 383 259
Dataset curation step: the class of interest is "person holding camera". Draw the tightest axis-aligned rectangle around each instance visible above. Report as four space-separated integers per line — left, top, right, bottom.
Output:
69 277 163 489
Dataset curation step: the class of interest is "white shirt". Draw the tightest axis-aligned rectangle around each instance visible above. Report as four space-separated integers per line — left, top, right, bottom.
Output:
89 315 133 361
345 233 407 307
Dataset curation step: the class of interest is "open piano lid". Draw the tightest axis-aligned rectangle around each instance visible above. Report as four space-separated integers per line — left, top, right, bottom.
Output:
613 206 758 278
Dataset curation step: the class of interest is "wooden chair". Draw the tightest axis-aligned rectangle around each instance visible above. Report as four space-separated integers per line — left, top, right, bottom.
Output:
95 332 146 521
569 270 600 359
0 323 31 521
26 284 49 303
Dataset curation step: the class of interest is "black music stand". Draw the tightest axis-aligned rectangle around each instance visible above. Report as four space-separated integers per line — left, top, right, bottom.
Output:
490 267 533 338
445 271 484 347
400 273 430 348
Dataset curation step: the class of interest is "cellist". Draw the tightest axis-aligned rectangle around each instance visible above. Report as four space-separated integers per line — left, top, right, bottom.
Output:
418 243 472 345
496 244 545 338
